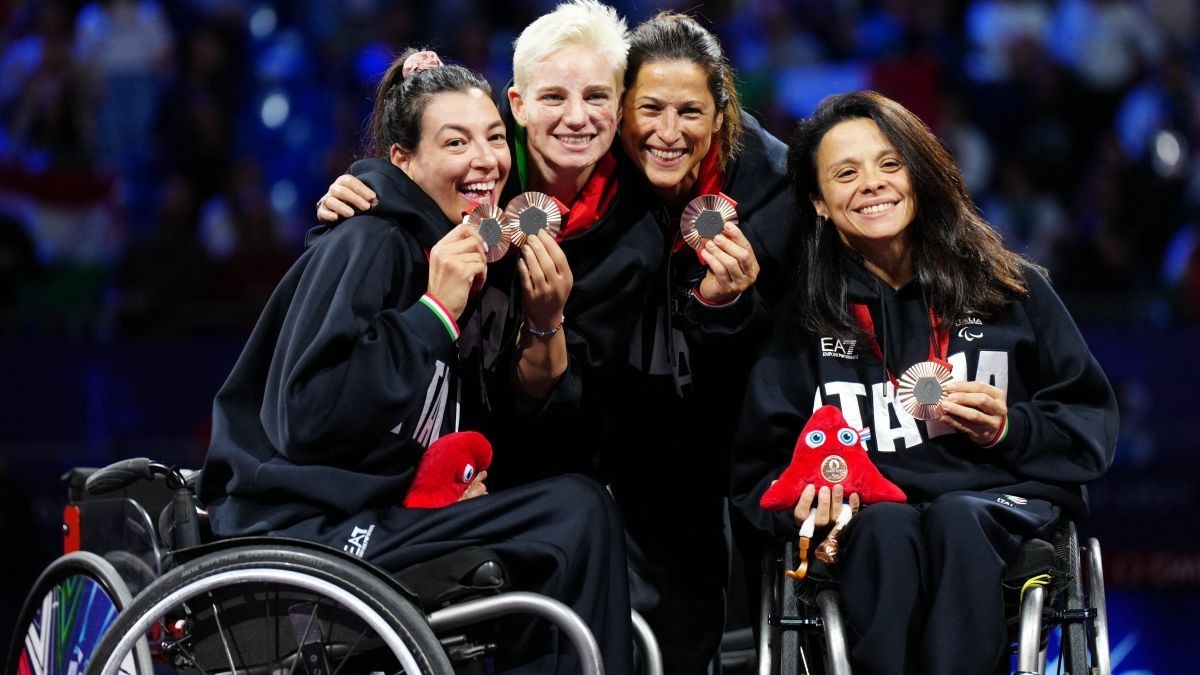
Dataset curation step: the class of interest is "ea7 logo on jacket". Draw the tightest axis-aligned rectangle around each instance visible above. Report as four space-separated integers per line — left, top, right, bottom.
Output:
344 524 375 558
821 337 859 360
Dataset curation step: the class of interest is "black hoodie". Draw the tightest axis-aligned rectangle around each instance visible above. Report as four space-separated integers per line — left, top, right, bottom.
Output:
731 259 1119 543
473 88 667 484
604 113 795 490
199 159 482 536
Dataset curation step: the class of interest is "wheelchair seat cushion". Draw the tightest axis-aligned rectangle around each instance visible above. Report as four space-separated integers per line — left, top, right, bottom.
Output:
393 546 509 611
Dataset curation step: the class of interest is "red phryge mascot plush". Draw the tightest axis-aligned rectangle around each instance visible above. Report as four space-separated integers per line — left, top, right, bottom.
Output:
403 431 492 508
760 405 906 578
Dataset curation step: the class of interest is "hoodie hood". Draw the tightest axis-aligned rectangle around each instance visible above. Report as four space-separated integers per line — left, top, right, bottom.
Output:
723 113 789 219
497 81 527 201
841 252 942 380
343 157 457 252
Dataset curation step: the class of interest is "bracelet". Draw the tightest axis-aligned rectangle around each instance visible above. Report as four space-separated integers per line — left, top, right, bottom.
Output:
690 285 741 308
523 316 564 337
983 415 1009 448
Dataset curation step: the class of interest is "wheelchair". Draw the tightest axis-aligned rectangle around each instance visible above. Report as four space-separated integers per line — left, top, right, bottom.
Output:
756 517 1111 675
7 458 662 675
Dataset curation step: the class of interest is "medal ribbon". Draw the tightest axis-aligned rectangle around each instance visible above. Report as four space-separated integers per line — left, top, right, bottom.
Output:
849 303 949 389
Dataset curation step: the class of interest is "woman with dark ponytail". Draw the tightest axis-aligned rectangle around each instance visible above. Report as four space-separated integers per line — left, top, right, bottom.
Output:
604 12 796 673
199 52 633 674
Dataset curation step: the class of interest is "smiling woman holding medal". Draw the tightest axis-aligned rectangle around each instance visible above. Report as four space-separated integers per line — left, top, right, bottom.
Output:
731 91 1118 675
319 1 667 480
201 52 637 673
601 12 799 674
314 7 797 671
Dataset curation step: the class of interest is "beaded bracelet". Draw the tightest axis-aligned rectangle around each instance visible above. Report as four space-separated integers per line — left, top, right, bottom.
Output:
523 316 564 337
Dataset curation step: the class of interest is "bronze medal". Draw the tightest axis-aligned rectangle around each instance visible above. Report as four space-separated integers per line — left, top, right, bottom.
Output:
897 360 954 420
465 201 511 263
504 191 562 248
819 455 848 483
680 194 738 252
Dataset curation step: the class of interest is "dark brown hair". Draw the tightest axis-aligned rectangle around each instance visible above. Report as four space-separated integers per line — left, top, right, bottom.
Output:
787 91 1034 336
368 48 492 157
625 12 742 169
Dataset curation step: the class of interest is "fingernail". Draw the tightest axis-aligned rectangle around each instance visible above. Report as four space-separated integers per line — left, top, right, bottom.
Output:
706 241 716 249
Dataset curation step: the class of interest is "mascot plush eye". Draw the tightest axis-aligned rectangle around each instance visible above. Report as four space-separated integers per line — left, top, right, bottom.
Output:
837 428 858 445
804 430 826 448
460 464 475 484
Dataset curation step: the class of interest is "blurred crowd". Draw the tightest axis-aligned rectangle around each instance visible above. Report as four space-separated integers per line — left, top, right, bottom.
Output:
2 0 1200 339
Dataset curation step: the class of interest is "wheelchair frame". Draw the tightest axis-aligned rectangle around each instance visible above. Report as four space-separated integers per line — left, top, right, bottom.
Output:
758 519 1111 675
9 458 663 675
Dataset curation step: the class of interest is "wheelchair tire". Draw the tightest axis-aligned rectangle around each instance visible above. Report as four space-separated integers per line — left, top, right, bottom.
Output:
82 544 453 675
6 550 153 675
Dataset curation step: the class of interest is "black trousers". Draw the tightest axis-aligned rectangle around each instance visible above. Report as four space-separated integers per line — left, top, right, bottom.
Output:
612 465 730 675
273 474 634 674
837 491 1060 675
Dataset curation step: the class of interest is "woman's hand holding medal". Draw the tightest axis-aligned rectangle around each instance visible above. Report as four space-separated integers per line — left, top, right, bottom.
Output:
518 228 572 333
322 184 572 324
697 222 760 303
939 380 1008 446
679 193 760 304
427 223 488 319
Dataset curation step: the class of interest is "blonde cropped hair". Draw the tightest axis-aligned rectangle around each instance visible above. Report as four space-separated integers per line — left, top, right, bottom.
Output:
511 0 629 94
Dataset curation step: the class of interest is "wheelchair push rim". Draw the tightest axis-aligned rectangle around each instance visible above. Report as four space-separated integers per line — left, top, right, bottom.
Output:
83 544 452 675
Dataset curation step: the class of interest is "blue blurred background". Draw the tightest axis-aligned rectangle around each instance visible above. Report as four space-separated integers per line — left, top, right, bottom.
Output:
1 0 1198 670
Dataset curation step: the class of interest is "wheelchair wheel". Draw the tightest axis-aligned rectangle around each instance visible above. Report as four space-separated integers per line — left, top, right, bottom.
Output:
6 551 153 675
83 544 453 675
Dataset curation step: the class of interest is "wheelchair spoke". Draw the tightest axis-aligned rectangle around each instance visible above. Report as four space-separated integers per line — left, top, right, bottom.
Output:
328 625 370 675
205 592 239 674
285 598 321 675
